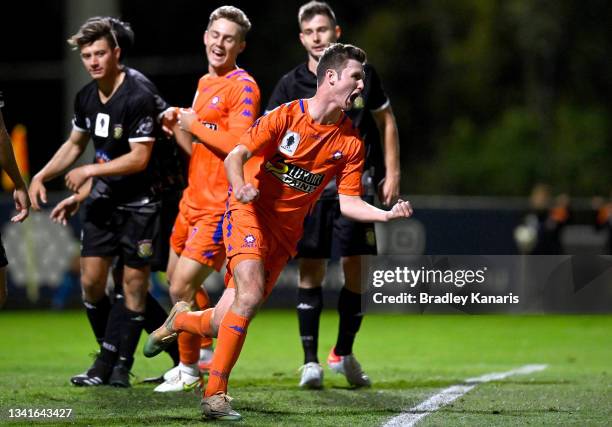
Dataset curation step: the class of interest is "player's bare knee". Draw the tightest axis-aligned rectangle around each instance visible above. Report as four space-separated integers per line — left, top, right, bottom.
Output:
122 282 147 312
233 289 263 318
342 256 363 293
80 276 106 302
299 258 326 288
169 281 192 303
122 269 148 311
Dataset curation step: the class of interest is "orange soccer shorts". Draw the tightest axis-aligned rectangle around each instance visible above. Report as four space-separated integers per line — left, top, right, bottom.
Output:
222 209 291 299
170 199 226 271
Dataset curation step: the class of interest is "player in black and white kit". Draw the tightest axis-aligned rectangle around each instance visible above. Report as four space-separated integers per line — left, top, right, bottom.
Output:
47 18 187 386
266 2 401 389
29 17 167 386
0 92 31 308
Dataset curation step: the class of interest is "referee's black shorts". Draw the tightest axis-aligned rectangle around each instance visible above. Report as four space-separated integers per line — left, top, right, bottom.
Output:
80 197 161 268
296 196 377 259
0 234 8 267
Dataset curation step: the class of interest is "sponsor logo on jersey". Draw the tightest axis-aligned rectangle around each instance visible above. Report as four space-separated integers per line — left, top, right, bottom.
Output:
264 155 324 193
279 130 301 156
137 240 153 258
137 116 154 136
95 150 111 163
201 121 218 131
113 124 123 139
94 113 110 137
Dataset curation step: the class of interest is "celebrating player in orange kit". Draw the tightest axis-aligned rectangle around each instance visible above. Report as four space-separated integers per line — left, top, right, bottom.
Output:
153 5 260 392
145 43 412 420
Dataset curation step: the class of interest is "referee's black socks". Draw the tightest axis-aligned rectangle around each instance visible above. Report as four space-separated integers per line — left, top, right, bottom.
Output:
335 287 364 356
83 295 112 345
297 287 323 364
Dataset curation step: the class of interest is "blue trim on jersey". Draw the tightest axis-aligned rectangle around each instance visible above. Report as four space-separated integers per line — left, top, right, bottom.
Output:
299 99 305 113
212 215 224 244
226 69 246 79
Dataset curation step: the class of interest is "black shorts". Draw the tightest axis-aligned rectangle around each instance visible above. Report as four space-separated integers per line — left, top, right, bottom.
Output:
296 197 377 259
80 197 161 268
150 191 181 272
0 234 8 267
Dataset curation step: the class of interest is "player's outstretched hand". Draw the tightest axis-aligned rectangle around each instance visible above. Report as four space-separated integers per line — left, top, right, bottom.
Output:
178 108 197 133
50 195 80 226
386 199 413 221
65 166 90 192
161 107 179 137
11 186 31 223
29 175 47 211
235 183 259 203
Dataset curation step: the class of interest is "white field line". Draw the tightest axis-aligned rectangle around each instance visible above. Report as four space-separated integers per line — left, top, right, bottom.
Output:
382 364 548 427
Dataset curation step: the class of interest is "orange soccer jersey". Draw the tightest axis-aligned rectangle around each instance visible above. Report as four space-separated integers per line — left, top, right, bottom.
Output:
226 99 365 258
170 69 260 267
182 69 260 214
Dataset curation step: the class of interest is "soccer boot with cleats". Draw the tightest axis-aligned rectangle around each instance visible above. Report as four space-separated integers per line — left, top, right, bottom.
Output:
201 393 241 421
154 367 201 392
298 362 324 389
327 347 371 388
143 301 190 357
108 358 133 388
70 357 112 387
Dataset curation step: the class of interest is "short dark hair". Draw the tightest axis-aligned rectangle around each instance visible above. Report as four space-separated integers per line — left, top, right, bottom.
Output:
316 43 366 84
67 17 122 52
208 6 251 41
298 1 336 26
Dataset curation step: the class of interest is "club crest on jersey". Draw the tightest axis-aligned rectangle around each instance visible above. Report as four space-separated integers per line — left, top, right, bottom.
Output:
242 234 257 248
279 131 301 156
332 150 343 160
264 155 324 193
94 113 110 137
113 124 123 139
137 116 154 136
137 240 153 258
211 96 220 105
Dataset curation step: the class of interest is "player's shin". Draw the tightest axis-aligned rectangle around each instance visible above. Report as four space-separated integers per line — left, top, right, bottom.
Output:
204 310 250 396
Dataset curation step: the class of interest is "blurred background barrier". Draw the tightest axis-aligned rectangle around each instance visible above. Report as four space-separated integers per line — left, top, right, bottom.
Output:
1 193 609 311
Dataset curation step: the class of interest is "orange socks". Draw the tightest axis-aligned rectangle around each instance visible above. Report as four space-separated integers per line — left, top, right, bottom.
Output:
195 288 213 349
204 310 250 396
175 308 214 336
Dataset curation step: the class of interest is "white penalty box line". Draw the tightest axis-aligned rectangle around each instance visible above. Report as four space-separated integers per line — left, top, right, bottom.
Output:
383 364 548 427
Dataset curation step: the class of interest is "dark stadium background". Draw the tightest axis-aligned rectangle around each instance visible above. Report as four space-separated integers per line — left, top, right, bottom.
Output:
0 0 611 309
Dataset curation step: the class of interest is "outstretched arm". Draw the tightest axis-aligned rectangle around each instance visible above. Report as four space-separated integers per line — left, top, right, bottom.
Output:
29 129 89 210
64 139 153 192
339 194 412 223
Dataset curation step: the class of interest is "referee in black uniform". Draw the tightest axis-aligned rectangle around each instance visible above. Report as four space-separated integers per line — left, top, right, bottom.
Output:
29 17 165 386
266 1 401 389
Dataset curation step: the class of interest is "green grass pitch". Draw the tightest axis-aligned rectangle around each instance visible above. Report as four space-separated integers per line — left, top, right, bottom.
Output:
0 310 610 426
